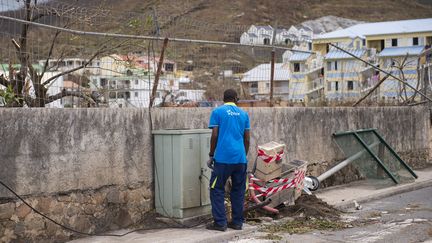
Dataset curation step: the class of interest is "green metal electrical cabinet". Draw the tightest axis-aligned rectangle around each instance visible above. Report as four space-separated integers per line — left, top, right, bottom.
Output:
152 129 212 218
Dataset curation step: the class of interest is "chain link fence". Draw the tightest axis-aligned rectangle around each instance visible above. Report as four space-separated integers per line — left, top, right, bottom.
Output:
0 0 430 108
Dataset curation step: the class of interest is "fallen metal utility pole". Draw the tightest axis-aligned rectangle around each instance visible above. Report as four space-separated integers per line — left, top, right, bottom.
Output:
316 141 380 182
329 43 432 103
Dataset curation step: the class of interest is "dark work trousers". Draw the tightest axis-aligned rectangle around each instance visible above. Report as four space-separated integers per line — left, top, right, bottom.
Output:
209 162 247 227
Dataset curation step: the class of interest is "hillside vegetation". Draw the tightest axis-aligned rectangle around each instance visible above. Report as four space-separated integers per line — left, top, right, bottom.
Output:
79 0 432 38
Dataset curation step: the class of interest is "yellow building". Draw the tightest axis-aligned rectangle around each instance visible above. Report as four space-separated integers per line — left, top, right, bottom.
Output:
312 18 432 101
377 46 425 100
323 49 372 100
287 52 324 103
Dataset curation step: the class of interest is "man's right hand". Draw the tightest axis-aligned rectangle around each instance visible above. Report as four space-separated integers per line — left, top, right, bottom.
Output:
207 157 214 170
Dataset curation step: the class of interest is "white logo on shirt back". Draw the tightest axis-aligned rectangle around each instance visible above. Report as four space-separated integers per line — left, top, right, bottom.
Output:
227 110 240 116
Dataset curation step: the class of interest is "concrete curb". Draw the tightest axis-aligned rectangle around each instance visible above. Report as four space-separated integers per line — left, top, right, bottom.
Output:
195 225 258 243
334 179 432 210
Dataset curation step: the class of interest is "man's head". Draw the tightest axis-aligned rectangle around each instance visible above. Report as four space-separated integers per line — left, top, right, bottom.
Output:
223 89 238 103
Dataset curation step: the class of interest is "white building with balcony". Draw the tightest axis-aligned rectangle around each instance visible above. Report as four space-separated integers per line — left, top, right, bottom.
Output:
240 24 313 49
241 63 290 100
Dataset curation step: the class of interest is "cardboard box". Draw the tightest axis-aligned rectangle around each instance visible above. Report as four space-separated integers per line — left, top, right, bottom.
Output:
258 141 285 157
255 163 282 182
254 141 285 181
257 160 308 207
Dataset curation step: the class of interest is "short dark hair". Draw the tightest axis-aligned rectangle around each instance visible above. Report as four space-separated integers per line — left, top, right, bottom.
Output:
223 89 238 102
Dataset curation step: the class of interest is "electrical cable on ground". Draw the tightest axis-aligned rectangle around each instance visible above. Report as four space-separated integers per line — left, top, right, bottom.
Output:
0 179 204 238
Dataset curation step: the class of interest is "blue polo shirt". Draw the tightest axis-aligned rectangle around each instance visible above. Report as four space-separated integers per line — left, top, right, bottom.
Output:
208 102 250 164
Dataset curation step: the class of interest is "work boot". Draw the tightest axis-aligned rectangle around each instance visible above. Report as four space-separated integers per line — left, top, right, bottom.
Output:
206 223 227 231
227 222 242 230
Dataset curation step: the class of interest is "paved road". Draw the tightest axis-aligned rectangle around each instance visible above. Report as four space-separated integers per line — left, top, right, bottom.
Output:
233 186 432 243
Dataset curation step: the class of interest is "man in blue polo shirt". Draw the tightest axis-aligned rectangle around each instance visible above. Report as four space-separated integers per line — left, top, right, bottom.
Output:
206 89 250 231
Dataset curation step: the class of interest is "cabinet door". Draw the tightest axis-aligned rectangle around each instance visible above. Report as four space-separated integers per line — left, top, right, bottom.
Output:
180 134 201 208
200 133 212 205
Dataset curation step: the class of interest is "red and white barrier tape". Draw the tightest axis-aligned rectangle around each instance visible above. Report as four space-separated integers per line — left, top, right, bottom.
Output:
257 149 284 163
249 170 305 197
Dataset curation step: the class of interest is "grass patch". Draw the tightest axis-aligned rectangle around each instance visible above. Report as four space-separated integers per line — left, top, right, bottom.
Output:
262 218 345 234
366 211 382 218
258 233 283 241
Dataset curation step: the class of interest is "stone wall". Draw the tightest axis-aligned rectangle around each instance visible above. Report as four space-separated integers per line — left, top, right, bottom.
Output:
151 107 431 185
0 108 153 242
0 184 152 242
0 107 430 241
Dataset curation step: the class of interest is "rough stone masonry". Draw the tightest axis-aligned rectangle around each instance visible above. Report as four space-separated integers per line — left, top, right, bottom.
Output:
0 107 430 241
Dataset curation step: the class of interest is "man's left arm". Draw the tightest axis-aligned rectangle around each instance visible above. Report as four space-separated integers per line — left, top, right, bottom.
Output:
209 127 218 157
244 114 250 155
243 130 250 156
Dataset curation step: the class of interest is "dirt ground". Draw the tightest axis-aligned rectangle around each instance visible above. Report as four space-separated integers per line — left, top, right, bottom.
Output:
277 194 341 220
132 194 342 234
245 194 347 238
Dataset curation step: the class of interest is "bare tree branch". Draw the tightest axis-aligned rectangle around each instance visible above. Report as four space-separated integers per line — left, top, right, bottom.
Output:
19 0 32 52
42 39 130 86
40 30 61 78
41 50 102 86
12 38 38 89
353 73 391 107
47 89 96 105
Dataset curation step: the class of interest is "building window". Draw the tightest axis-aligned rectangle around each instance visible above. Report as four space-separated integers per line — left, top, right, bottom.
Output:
100 78 107 87
386 59 396 68
293 63 300 72
335 81 339 91
413 37 419 46
308 42 312 50
362 39 366 47
347 81 354 90
135 92 138 97
109 92 116 99
164 63 174 72
109 80 116 89
327 62 332 71
391 38 398 47
355 40 360 49
135 80 138 85
266 83 270 88
251 83 258 88
334 61 338 71
263 38 270 45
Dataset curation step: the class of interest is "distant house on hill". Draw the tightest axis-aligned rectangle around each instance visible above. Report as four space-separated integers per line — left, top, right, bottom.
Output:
240 25 274 45
240 63 290 100
240 24 313 50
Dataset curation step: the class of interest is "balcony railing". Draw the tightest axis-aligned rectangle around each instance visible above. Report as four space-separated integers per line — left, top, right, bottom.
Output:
274 87 289 94
249 87 258 94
